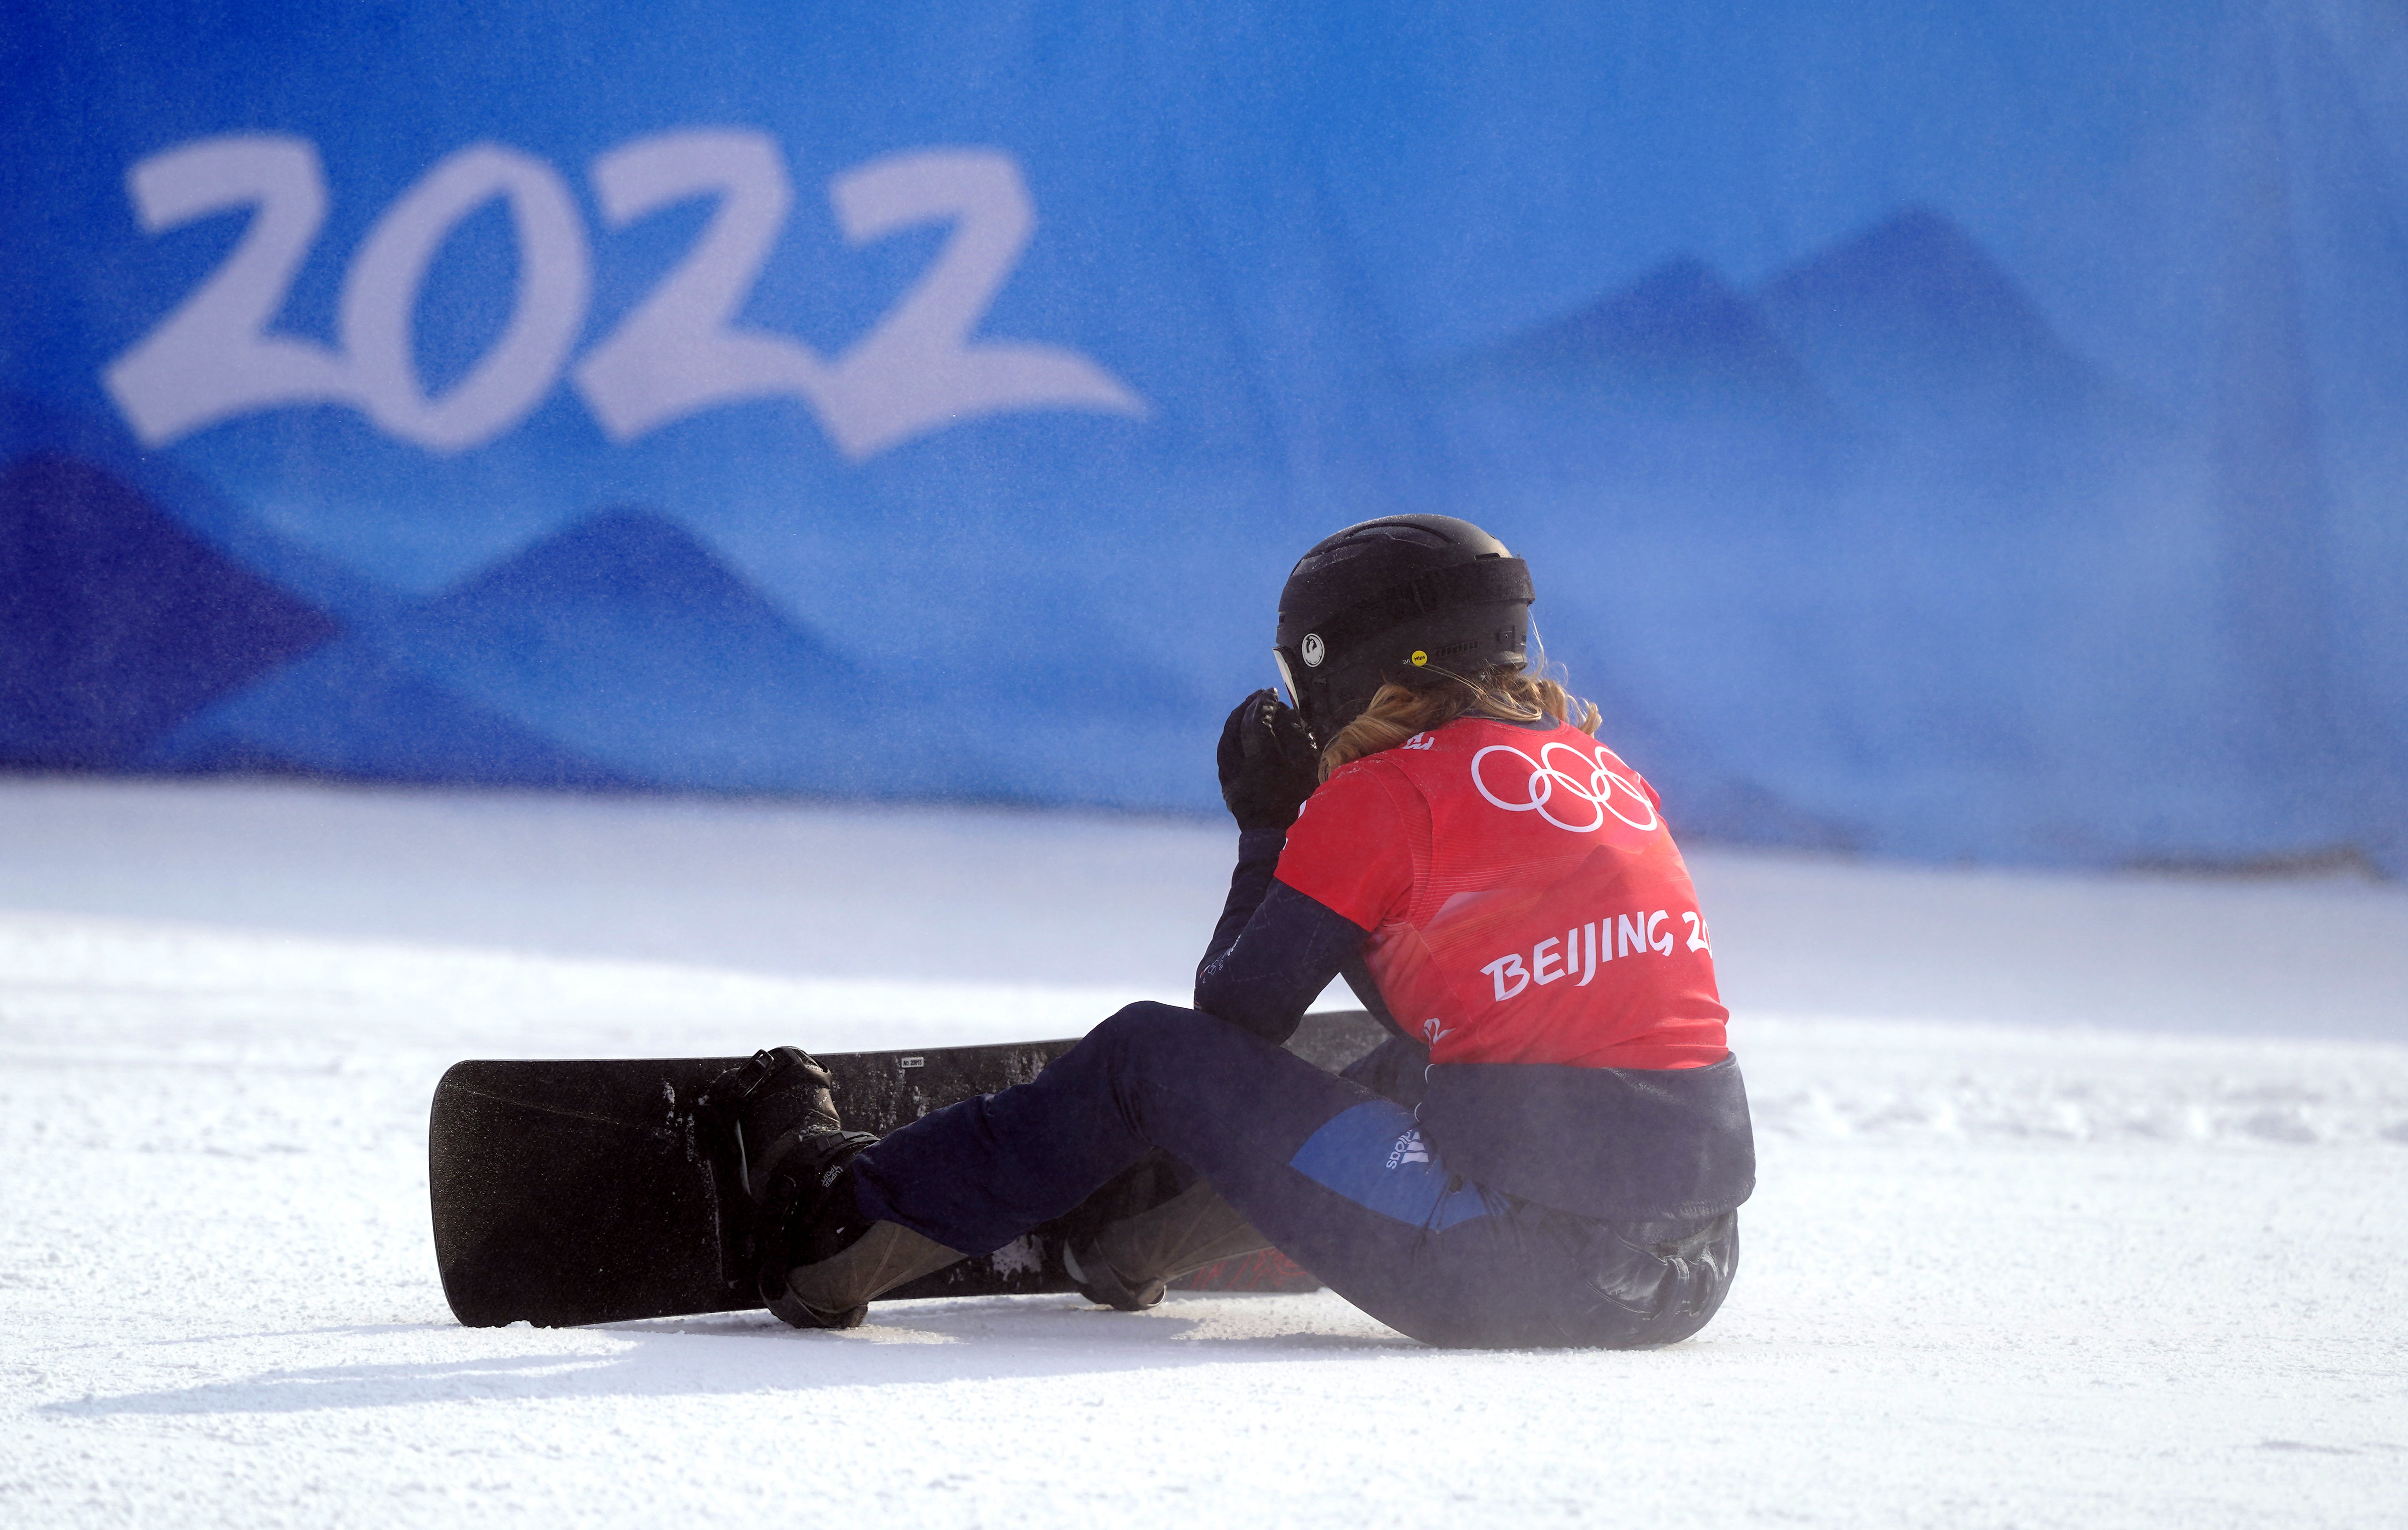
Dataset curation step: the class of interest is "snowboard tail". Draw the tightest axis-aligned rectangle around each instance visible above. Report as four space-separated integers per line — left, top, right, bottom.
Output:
429 1013 1387 1327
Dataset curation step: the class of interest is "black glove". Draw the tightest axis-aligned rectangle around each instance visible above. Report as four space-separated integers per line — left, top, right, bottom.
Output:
1216 689 1321 831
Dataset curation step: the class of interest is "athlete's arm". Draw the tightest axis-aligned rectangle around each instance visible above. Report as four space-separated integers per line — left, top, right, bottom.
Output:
1193 870 1368 1045
1196 750 1418 1042
1197 825 1288 972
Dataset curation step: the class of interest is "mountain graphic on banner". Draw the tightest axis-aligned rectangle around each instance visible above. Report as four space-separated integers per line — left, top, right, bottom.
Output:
152 642 638 789
1435 205 2142 449
383 509 870 792
0 453 339 768
1753 204 2145 438
1447 256 1835 425
160 508 1035 800
171 509 917 795
1411 204 2181 854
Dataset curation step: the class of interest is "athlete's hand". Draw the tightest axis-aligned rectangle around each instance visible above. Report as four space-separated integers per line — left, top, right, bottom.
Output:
1217 690 1321 831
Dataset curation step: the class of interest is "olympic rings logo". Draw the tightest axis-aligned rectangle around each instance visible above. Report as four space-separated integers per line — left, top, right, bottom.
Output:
1470 742 1660 833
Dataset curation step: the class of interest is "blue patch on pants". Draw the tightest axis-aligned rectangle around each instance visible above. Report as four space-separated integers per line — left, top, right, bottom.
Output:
1288 1101 1498 1232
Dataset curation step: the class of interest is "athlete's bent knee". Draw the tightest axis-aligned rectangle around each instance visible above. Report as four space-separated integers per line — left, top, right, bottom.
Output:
1088 1000 1236 1052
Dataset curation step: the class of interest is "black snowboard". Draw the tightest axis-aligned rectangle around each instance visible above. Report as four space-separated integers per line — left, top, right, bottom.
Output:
429 1009 1389 1327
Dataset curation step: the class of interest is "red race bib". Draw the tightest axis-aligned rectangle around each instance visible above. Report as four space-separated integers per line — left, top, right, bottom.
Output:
1275 714 1729 1070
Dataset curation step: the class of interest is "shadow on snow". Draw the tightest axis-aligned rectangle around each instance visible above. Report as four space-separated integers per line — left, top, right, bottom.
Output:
41 1296 1429 1418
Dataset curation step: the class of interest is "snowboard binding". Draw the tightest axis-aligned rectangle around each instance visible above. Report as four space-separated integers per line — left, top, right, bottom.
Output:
697 1047 878 1327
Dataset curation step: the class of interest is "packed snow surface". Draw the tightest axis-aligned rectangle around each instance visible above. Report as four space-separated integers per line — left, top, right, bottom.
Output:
2 778 2403 1527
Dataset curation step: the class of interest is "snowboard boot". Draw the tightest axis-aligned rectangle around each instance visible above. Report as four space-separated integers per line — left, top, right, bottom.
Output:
698 1045 862 1204
699 1047 964 1329
778 1218 964 1327
700 1047 880 1327
1063 1181 1273 1312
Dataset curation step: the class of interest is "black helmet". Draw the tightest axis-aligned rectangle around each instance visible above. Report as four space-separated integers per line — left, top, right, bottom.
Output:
1274 514 1535 745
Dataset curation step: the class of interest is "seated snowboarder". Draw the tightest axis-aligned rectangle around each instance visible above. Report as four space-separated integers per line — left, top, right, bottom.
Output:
707 514 1754 1347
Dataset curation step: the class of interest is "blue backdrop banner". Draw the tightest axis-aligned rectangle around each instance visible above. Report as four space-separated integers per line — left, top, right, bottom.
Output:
3 2 2402 870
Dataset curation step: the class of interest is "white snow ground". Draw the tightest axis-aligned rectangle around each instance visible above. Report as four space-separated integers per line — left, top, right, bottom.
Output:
2 776 2404 1527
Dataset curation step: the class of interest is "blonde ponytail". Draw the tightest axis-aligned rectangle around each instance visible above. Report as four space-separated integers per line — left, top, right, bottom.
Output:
1318 666 1601 780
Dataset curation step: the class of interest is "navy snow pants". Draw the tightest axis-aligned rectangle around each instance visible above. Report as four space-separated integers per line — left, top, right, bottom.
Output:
848 1002 1736 1349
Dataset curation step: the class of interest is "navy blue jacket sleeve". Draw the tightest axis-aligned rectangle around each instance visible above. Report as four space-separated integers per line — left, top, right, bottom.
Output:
1193 829 1370 1045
